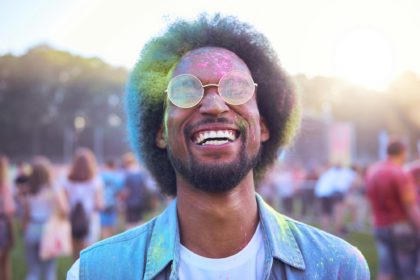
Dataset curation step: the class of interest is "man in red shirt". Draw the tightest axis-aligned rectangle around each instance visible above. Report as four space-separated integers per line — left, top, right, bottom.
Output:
366 140 420 280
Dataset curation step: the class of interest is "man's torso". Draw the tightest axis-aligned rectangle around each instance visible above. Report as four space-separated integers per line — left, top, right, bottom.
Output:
366 160 415 227
75 195 369 279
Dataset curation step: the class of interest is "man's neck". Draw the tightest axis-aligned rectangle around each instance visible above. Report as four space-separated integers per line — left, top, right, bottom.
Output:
387 155 404 166
176 172 259 258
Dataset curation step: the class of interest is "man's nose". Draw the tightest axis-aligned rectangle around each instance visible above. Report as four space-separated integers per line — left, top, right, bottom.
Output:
199 87 229 116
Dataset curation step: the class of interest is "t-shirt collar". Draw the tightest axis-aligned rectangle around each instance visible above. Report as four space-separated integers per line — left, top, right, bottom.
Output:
256 194 306 270
143 193 306 279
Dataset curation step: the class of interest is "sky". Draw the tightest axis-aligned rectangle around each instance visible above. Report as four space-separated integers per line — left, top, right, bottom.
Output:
1 0 420 90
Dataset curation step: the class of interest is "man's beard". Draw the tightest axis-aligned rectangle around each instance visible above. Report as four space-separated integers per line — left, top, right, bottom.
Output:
167 133 261 193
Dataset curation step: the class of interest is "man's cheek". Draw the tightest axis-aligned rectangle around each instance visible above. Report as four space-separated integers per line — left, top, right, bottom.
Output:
165 122 186 153
163 109 181 138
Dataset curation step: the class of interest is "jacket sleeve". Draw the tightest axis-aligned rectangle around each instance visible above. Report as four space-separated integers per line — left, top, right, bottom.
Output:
339 246 370 280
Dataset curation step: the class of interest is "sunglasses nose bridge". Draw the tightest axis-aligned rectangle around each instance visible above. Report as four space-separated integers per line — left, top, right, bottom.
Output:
202 83 220 91
200 83 222 101
199 85 229 115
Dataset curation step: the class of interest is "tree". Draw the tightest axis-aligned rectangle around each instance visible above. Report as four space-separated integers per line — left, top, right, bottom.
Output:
0 45 129 161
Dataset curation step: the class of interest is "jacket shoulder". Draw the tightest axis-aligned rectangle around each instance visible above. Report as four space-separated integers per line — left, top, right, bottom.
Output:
79 218 156 280
287 217 370 279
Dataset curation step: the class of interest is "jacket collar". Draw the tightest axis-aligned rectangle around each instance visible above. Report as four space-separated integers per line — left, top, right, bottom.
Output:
256 194 306 270
143 194 306 279
144 199 179 280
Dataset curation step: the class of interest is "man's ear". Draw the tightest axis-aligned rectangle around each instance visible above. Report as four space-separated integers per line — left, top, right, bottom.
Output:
155 125 167 149
260 117 270 142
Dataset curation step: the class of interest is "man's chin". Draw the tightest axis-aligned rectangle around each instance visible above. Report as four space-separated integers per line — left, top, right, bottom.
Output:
188 161 247 193
168 148 259 193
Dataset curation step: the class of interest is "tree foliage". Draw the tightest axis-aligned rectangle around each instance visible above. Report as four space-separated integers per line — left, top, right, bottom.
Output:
1 45 419 162
0 45 129 161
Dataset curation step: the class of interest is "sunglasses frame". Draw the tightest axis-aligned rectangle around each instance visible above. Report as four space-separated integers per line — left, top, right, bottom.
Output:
165 71 258 108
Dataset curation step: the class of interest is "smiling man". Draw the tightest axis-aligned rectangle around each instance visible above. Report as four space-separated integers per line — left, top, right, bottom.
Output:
67 15 369 279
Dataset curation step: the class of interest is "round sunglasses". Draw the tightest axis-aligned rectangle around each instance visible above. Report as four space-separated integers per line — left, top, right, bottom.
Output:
165 71 257 108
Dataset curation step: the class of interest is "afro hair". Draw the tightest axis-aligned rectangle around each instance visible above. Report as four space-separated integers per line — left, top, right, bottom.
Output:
126 14 300 196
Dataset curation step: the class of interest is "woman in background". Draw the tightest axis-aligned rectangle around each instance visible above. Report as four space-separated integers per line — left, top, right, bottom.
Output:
14 161 31 220
0 155 15 280
64 148 103 260
23 157 68 280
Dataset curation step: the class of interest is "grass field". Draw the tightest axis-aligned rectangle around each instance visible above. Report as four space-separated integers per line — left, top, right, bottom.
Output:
11 222 378 280
346 231 377 278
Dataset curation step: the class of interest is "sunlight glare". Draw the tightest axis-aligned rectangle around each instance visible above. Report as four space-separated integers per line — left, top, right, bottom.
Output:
333 29 395 90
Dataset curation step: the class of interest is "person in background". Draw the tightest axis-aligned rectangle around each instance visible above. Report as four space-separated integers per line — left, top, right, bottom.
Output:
22 156 68 280
366 140 420 280
344 164 369 232
0 155 15 280
14 161 30 194
406 158 420 277
315 162 356 234
256 164 278 208
298 163 319 223
63 148 104 260
314 163 339 232
120 153 153 230
332 164 357 235
14 161 30 220
271 162 296 217
99 159 124 238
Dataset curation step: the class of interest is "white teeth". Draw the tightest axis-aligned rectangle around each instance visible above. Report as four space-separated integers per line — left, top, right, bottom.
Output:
202 140 229 146
194 130 237 145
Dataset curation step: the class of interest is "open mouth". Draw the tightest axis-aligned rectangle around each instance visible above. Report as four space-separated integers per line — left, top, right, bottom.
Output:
192 129 239 146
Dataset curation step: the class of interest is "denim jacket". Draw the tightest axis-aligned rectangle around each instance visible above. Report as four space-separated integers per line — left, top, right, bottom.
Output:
79 195 369 279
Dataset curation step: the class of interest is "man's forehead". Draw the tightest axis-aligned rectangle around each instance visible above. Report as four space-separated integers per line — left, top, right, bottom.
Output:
172 47 250 77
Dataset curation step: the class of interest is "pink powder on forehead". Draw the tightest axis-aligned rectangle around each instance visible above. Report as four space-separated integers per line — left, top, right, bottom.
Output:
191 50 234 71
175 47 248 78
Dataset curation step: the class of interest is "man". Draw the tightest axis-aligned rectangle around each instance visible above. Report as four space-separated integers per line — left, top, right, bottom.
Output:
366 140 420 280
100 159 124 238
120 153 156 230
67 15 369 279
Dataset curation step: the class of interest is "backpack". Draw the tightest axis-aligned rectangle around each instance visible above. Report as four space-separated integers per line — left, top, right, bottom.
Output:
125 172 149 211
70 201 89 239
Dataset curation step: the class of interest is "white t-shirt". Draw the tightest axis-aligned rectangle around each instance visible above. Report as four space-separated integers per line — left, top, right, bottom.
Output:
67 224 265 280
315 167 356 197
315 167 339 197
63 177 103 215
63 176 103 244
179 223 265 280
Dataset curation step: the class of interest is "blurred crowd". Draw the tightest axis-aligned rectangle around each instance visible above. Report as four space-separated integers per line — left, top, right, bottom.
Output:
1 142 420 279
258 140 420 280
0 149 165 280
258 161 369 235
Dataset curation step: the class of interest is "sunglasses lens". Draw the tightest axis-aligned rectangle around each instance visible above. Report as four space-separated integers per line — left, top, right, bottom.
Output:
167 75 203 108
219 72 255 105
